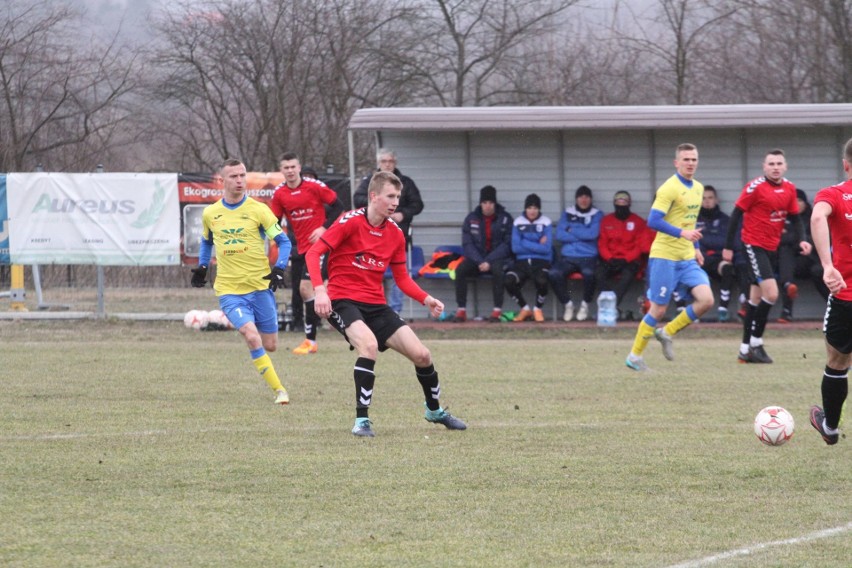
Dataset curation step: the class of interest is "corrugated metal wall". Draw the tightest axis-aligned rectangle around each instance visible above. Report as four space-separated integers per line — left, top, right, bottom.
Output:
373 125 851 320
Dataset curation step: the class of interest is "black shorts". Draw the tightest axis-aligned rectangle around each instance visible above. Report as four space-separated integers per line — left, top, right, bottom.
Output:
823 295 852 354
329 299 406 352
294 253 328 282
743 244 778 285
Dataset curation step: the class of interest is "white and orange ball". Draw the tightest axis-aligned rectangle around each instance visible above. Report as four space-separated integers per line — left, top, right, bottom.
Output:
754 406 795 446
183 309 209 331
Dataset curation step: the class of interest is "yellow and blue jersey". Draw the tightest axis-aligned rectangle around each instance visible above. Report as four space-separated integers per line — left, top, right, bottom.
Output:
649 174 704 261
201 197 284 296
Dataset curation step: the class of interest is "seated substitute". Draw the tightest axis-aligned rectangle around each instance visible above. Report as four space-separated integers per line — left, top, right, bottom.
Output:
597 191 651 320
695 185 738 322
506 193 553 322
452 185 514 322
549 185 602 322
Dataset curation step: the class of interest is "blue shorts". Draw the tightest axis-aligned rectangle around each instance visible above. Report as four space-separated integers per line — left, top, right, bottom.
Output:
218 289 278 334
646 257 710 305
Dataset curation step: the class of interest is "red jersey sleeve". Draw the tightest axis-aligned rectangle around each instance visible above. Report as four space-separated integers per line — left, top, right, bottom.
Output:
306 238 331 289
390 263 428 304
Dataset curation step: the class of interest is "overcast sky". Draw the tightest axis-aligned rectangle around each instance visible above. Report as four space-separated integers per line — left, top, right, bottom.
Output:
74 0 162 42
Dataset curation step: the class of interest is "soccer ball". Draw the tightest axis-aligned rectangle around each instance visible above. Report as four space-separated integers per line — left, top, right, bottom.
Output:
183 309 209 331
754 406 795 446
206 309 233 330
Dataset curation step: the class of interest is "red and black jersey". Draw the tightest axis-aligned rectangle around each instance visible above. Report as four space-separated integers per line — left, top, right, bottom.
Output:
814 180 852 302
269 178 339 254
313 208 409 304
735 176 799 251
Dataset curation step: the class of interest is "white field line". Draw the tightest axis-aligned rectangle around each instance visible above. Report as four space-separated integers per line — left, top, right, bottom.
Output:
0 427 262 442
0 421 614 442
0 420 762 443
2 430 169 441
666 521 852 568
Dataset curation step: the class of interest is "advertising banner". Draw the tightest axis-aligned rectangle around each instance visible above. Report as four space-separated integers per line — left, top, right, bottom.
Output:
7 173 180 265
178 172 282 265
0 174 8 265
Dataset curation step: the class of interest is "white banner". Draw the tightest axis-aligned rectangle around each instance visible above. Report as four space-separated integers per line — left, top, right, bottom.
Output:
7 173 180 265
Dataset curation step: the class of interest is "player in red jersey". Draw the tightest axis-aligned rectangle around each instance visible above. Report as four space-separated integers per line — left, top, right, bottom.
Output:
306 171 467 437
722 149 812 363
808 137 852 445
269 152 344 355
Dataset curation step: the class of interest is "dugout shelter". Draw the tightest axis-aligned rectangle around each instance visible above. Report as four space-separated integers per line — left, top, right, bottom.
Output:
346 104 852 321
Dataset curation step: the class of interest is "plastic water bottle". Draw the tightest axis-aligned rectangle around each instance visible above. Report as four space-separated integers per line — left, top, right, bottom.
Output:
596 291 618 327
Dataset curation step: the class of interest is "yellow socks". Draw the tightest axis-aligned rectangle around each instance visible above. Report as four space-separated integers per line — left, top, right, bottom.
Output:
630 318 656 357
251 348 284 391
663 307 696 337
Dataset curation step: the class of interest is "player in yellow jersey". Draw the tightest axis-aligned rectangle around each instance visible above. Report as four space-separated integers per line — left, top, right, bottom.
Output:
190 159 293 404
626 143 715 371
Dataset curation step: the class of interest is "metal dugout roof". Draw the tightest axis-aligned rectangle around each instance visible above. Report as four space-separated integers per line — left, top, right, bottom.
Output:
348 103 852 131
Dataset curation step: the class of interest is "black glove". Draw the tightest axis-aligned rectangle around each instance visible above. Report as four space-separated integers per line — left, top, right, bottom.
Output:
190 265 208 288
263 267 287 291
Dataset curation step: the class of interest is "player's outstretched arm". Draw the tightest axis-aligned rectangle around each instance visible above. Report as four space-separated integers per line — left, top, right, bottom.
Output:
811 201 846 294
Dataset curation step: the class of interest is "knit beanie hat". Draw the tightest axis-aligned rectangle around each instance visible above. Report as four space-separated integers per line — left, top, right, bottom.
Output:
613 191 632 205
480 185 497 203
575 185 592 199
796 188 808 203
524 193 541 209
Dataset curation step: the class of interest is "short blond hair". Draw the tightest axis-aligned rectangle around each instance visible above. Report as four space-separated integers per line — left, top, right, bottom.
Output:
676 143 696 157
368 170 402 197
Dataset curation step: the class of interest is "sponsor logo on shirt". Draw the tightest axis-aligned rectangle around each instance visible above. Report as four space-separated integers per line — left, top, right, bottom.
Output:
289 207 315 222
769 210 787 223
353 252 386 270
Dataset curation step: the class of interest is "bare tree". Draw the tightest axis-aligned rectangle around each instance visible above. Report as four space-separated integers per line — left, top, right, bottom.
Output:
610 0 738 104
718 0 852 103
525 9 661 106
375 0 582 107
149 0 417 172
0 0 140 172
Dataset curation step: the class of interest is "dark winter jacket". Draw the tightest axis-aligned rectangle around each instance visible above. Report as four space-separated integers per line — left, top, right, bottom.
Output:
461 203 514 265
696 205 730 257
353 168 424 242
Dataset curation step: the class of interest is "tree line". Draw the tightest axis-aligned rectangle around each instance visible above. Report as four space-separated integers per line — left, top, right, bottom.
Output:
1 0 849 176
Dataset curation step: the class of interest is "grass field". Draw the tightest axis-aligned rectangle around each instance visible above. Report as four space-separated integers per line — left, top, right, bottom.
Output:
0 320 849 567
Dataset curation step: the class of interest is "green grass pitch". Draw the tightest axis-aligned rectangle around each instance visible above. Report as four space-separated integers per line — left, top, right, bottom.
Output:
0 320 849 567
